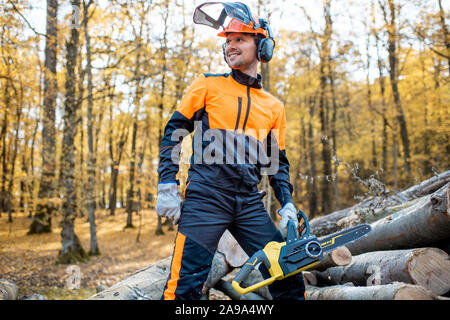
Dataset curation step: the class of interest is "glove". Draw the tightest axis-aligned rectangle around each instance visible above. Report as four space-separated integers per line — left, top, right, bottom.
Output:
155 182 181 224
277 202 298 238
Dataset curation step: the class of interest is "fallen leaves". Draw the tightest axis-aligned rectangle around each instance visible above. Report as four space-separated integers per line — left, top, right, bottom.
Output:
0 209 177 299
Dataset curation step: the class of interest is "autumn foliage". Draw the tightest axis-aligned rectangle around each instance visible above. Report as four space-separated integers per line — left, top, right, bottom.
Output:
0 0 448 267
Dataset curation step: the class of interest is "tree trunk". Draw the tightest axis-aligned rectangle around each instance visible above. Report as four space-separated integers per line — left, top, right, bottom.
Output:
376 42 390 175
29 0 58 234
309 170 450 236
0 102 8 215
126 2 149 229
383 0 412 182
57 0 87 264
345 183 450 255
89 252 229 300
0 279 18 300
125 117 138 229
155 0 170 236
109 165 118 215
7 88 23 222
319 0 333 214
108 115 127 216
307 97 318 218
365 30 378 170
306 283 435 300
391 130 397 188
83 0 99 256
313 248 450 296
328 37 339 212
437 0 450 77
373 29 390 178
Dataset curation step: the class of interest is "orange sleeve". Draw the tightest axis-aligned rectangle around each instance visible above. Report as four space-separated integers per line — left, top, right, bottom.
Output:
176 74 207 120
271 103 287 150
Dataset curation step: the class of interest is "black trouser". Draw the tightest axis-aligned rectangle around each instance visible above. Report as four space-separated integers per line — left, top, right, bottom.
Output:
162 181 305 300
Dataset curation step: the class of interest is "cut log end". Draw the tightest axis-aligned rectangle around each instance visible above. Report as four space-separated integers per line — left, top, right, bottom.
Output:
331 246 352 266
313 246 353 271
0 279 18 300
394 286 434 300
408 248 450 296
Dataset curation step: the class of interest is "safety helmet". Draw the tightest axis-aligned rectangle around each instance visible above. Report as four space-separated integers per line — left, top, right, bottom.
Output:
217 15 268 38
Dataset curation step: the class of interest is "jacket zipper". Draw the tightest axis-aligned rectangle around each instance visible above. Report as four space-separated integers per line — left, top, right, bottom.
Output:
242 86 251 132
235 97 242 132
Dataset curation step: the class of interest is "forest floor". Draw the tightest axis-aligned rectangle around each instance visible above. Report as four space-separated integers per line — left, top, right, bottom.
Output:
0 208 180 300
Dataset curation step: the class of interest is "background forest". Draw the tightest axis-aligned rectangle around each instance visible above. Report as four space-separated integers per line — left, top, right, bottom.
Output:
0 0 448 272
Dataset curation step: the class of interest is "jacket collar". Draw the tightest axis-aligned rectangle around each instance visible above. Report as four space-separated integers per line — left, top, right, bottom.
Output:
230 69 262 89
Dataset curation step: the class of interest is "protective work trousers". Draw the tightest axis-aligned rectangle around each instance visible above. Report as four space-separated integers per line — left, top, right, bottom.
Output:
161 181 305 300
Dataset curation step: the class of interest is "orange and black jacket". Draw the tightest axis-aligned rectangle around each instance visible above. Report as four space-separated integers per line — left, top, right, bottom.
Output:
158 69 293 206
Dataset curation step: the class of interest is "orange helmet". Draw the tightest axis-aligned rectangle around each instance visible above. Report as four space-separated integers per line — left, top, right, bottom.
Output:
217 15 269 38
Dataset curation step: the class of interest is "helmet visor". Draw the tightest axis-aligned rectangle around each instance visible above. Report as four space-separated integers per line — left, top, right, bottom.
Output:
193 2 255 30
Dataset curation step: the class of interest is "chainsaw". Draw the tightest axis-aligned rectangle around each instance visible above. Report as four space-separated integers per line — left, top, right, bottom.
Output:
232 209 371 295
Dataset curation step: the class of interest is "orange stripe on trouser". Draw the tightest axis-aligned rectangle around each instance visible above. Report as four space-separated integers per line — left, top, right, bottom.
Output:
163 232 186 300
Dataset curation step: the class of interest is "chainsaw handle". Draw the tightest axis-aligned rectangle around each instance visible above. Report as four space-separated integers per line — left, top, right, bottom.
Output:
233 250 269 284
232 250 275 295
297 209 310 238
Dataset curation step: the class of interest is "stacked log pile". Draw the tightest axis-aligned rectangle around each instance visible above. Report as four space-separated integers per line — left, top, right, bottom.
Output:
88 171 450 300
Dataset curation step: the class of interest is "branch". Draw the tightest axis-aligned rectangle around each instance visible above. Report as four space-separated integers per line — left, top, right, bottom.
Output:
410 23 450 60
7 0 47 38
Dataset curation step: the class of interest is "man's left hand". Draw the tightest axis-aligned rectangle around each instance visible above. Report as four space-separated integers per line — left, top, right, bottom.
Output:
277 202 298 238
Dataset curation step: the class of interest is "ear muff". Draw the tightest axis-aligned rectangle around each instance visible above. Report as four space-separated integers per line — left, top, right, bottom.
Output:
222 42 227 63
256 37 275 63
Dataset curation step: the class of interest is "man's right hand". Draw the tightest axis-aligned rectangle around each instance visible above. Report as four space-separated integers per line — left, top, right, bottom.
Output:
155 182 181 224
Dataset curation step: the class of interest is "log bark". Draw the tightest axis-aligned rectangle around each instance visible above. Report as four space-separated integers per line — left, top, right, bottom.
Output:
87 177 449 300
337 182 449 230
203 252 230 296
306 282 436 300
345 184 450 255
89 252 229 300
310 171 450 237
303 272 318 286
313 248 450 296
89 257 171 300
216 229 248 268
0 279 18 300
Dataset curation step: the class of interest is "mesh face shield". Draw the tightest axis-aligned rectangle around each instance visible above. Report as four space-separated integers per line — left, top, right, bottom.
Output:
193 2 256 30
193 2 275 63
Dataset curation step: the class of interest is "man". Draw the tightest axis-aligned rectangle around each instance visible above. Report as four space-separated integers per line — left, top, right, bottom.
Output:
156 13 305 300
